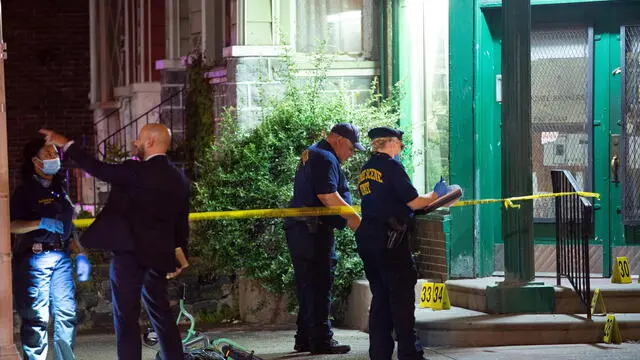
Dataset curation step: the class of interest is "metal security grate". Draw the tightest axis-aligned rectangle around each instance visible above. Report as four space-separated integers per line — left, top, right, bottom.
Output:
622 26 640 225
530 27 592 221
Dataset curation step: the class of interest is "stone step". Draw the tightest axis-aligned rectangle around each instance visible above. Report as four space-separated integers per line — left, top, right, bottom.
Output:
415 307 640 347
446 276 640 314
344 277 640 348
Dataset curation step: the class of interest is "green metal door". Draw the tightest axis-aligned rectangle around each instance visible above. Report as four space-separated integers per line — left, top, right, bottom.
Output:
473 2 640 277
524 5 640 277
527 11 630 277
529 26 594 274
619 25 640 276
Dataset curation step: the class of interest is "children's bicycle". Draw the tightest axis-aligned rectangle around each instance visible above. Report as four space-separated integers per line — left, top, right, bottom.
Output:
143 284 264 360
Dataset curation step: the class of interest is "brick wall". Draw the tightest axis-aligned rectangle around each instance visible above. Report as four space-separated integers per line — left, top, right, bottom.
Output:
413 213 450 282
4 0 93 195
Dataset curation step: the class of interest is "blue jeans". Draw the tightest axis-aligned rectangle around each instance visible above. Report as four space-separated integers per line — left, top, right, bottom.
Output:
14 251 77 360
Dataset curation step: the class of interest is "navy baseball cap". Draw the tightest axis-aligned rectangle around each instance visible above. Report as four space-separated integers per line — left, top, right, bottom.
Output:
330 123 365 151
367 126 404 141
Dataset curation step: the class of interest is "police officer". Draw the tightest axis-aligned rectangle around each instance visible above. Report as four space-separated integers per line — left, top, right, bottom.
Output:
355 127 460 360
10 138 91 360
285 123 363 354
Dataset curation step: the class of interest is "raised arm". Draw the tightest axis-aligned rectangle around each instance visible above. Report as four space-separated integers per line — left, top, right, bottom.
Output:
40 129 138 186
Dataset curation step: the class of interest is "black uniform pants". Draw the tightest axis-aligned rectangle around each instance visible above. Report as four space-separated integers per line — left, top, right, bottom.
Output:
285 222 337 347
110 253 183 360
356 227 423 360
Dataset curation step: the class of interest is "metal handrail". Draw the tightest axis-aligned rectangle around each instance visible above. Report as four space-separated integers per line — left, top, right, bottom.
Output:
93 108 120 157
552 169 594 319
95 108 119 126
96 87 185 159
86 88 185 212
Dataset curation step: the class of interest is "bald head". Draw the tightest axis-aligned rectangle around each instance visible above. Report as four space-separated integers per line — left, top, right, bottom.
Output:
133 123 172 160
142 123 172 149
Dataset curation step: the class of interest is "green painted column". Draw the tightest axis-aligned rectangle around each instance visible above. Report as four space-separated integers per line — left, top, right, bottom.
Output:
501 0 534 283
448 0 476 278
486 0 554 313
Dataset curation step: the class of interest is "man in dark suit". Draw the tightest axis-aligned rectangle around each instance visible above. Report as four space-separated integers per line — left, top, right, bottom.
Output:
40 124 190 360
80 160 138 253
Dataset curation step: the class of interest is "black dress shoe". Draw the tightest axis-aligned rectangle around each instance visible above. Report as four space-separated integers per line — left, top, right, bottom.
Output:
294 342 310 352
310 339 351 354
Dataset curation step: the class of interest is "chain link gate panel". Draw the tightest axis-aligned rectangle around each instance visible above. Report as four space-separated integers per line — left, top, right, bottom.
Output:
531 27 592 221
622 26 640 225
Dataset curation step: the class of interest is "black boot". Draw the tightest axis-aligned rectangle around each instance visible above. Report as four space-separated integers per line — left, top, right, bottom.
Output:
293 333 310 352
293 342 310 352
310 339 351 354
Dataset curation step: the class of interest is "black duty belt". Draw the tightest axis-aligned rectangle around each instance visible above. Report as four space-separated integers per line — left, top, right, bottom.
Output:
31 241 66 254
288 216 331 234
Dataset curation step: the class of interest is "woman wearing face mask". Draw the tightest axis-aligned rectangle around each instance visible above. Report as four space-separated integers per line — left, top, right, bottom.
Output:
9 137 91 360
355 127 461 360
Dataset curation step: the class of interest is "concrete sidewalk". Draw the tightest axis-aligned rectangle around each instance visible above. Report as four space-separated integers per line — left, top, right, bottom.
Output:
55 327 370 360
41 327 640 359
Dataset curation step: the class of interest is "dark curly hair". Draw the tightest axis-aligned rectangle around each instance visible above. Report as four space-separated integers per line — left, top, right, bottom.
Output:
21 137 65 189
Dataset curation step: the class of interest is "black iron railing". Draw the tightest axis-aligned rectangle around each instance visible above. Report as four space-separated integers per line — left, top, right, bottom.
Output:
87 88 186 212
96 88 186 160
551 169 594 319
94 108 121 155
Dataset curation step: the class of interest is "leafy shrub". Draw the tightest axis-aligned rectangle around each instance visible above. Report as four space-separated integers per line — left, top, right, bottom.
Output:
190 49 405 316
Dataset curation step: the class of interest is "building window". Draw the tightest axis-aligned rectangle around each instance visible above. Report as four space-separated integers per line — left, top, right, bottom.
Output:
225 0 241 47
296 0 364 55
400 0 450 193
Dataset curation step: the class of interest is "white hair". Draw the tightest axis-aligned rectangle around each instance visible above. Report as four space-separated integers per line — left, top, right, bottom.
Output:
371 137 397 152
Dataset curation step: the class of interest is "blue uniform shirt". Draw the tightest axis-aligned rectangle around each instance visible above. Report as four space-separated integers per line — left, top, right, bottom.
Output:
288 140 351 229
358 152 419 221
10 176 75 246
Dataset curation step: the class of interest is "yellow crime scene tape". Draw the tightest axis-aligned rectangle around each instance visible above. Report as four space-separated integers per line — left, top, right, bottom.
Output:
452 191 600 209
72 191 600 229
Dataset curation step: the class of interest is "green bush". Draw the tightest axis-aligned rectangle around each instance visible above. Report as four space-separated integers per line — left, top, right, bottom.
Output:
190 50 405 315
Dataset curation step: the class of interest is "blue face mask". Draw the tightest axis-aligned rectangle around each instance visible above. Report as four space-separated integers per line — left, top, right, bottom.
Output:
39 157 61 175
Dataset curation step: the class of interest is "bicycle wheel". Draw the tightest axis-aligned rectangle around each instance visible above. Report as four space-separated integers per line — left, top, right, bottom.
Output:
219 345 264 360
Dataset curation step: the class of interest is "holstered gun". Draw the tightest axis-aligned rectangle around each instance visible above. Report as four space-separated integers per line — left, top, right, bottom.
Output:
386 217 409 249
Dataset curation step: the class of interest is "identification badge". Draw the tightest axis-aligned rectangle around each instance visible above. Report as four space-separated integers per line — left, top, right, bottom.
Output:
32 243 43 254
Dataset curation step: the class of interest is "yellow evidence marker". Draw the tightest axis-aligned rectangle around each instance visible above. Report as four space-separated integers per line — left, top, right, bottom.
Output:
603 314 622 344
419 282 450 310
611 256 632 284
590 288 607 316
419 282 434 309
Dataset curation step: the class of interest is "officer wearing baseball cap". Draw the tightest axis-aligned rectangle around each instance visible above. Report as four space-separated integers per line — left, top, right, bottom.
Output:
284 123 363 354
355 126 461 360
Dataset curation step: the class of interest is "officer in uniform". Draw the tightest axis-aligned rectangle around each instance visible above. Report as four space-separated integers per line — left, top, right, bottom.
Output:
355 127 460 360
285 123 363 354
10 138 91 360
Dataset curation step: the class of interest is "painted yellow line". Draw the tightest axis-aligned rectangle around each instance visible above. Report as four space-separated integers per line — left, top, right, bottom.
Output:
72 191 600 228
